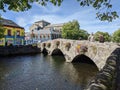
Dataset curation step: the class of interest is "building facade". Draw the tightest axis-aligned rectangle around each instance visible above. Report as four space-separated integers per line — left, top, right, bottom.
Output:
29 20 63 43
0 18 25 46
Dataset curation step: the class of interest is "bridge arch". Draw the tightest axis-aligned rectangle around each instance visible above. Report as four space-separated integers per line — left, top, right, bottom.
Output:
40 39 119 70
51 48 64 56
72 54 98 69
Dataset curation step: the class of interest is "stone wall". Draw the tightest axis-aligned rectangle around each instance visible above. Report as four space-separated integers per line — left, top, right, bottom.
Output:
40 39 119 70
85 48 120 90
0 45 41 56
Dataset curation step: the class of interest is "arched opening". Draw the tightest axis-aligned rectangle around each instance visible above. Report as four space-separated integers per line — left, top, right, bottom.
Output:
51 48 64 56
72 54 97 66
42 48 48 55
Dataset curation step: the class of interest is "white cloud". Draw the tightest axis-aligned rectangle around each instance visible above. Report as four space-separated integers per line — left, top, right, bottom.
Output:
16 17 27 27
34 3 60 13
14 4 120 34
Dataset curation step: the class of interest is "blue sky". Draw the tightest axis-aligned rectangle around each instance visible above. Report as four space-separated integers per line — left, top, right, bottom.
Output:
0 0 120 34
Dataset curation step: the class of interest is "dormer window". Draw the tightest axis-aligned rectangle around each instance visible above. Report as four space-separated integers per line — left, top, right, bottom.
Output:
37 27 41 30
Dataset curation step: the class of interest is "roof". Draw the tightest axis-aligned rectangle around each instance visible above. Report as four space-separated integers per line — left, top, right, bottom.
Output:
34 29 51 34
33 29 60 34
35 20 50 24
0 18 24 29
45 23 64 28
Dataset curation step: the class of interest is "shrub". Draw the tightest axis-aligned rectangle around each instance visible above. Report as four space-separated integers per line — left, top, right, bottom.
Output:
47 43 51 48
56 41 60 46
42 43 46 47
76 44 81 53
65 42 71 51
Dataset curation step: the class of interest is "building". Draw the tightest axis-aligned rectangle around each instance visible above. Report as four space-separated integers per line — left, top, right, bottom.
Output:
29 20 63 42
0 18 25 46
25 32 33 45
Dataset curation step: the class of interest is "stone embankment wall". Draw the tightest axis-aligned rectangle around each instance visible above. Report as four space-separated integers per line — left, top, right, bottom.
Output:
85 48 120 90
0 45 41 56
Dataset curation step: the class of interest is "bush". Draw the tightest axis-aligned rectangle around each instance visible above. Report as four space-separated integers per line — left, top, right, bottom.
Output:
65 42 71 51
47 43 51 48
56 41 60 46
42 43 46 47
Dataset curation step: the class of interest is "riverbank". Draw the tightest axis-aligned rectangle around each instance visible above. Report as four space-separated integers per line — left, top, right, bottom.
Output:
0 45 41 56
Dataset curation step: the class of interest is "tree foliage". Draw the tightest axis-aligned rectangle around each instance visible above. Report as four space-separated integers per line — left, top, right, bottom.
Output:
94 31 111 42
62 20 88 40
79 29 89 40
112 29 120 43
0 16 5 39
0 0 118 22
77 0 119 22
62 20 79 39
0 0 63 12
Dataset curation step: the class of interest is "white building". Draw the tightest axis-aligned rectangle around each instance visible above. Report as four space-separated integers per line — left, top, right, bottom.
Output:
29 20 63 42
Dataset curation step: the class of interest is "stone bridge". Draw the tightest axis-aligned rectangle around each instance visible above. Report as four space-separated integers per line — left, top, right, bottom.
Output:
39 39 119 70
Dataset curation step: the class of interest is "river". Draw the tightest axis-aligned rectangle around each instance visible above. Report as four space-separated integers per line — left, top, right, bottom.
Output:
0 54 98 90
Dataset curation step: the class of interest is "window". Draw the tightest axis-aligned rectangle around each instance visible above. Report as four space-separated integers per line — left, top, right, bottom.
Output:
17 31 20 36
8 29 11 36
43 35 46 38
37 27 41 30
48 34 50 38
40 35 42 38
36 35 38 39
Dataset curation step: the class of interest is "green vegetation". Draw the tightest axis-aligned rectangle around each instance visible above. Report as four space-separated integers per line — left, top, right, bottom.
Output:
0 0 118 22
0 25 5 39
112 29 120 43
61 20 88 40
92 30 120 43
0 16 5 39
0 0 63 12
62 20 80 39
94 31 111 42
0 0 119 42
79 29 89 40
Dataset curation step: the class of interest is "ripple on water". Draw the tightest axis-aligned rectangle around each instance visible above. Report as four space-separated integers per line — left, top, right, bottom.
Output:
0 54 98 90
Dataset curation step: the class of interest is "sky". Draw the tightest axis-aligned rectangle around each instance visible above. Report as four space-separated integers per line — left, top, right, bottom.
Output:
0 0 120 34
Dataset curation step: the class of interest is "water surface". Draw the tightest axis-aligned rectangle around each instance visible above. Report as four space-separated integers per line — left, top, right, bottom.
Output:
0 54 98 90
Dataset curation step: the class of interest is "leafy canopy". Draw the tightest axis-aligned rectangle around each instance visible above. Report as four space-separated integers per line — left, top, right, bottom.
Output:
62 20 80 39
112 29 120 43
62 20 88 40
0 0 118 22
94 31 111 42
0 16 5 39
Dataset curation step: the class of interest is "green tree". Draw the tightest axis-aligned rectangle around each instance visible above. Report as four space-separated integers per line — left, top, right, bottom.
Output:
0 16 5 39
94 31 111 42
62 20 79 39
0 0 118 22
112 29 120 43
79 29 89 40
62 20 88 40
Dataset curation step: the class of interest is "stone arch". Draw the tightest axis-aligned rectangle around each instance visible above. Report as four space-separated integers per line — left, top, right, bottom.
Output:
42 43 46 48
72 54 98 69
51 48 64 56
42 48 48 55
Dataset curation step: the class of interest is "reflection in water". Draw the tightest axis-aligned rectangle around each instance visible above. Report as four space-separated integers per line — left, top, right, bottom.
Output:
0 54 98 90
50 56 98 89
